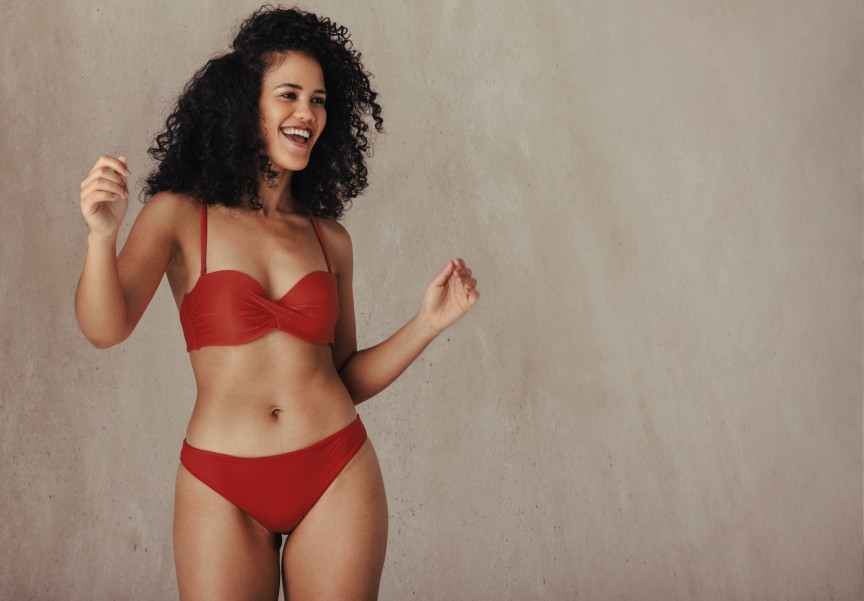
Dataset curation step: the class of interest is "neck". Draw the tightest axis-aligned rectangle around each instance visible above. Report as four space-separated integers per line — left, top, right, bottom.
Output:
256 169 297 216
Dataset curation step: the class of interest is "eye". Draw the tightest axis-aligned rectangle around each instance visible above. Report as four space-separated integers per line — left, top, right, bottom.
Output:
281 92 297 100
312 97 326 105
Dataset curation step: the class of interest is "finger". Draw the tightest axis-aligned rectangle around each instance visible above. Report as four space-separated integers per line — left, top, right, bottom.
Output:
80 186 126 209
450 260 471 276
452 268 475 287
93 154 131 177
85 191 123 205
457 280 477 296
82 193 122 214
89 175 128 197
81 177 128 199
99 154 131 176
82 167 127 191
430 260 456 287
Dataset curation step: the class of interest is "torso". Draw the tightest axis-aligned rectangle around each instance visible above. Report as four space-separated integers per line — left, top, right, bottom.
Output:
165 199 355 457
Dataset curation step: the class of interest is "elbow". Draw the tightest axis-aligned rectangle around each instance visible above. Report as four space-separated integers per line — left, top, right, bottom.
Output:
336 351 375 405
76 317 132 349
338 376 362 405
337 371 370 406
82 331 127 349
86 336 120 349
345 387 371 406
342 377 374 406
351 392 372 406
75 305 133 349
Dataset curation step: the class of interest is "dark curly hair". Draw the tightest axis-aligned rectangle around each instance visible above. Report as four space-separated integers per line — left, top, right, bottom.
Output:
144 5 383 219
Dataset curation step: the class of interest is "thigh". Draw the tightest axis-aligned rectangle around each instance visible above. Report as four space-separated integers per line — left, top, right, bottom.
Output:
174 464 282 601
282 439 388 601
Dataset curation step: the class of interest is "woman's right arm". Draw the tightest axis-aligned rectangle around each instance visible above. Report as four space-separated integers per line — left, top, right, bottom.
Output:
75 155 180 348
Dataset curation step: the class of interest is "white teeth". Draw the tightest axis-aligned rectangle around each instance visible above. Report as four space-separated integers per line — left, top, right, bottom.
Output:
281 127 310 139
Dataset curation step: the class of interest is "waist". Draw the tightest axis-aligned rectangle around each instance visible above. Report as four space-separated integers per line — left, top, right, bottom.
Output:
182 414 366 461
185 345 356 456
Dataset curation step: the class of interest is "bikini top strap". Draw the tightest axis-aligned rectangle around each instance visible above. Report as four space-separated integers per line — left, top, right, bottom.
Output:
304 206 333 273
200 202 208 275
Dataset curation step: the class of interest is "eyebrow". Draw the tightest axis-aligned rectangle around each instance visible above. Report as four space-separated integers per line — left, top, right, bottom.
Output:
275 83 327 95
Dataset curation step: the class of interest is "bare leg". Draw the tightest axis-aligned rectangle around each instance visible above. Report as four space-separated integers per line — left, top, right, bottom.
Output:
281 439 388 601
174 464 282 601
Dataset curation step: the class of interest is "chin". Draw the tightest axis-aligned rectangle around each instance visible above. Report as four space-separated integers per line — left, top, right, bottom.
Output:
270 157 311 174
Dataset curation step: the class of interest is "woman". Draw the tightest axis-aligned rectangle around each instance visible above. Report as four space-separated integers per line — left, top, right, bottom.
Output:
75 7 478 600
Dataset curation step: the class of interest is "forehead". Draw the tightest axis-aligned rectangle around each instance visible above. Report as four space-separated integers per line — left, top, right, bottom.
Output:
262 52 325 87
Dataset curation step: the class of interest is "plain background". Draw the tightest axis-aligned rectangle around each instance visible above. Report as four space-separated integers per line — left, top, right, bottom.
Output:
1 1 861 599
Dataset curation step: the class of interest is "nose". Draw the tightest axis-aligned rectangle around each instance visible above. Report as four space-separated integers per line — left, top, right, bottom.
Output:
293 101 314 122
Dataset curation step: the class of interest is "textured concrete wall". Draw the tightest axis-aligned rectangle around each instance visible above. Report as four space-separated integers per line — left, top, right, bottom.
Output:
1 1 861 599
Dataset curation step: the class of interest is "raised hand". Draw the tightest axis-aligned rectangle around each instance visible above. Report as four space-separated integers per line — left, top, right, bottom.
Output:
418 258 479 335
79 155 130 239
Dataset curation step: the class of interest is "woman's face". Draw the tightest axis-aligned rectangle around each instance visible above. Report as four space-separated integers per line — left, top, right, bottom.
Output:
259 52 327 174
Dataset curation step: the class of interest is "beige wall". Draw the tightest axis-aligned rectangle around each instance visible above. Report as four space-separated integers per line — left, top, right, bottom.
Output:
1 1 861 599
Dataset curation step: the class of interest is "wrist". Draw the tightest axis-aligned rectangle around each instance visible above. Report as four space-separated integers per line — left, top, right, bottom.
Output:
411 312 442 343
87 231 118 248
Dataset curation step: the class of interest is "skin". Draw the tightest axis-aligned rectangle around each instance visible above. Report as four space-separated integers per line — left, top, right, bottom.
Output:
75 52 478 601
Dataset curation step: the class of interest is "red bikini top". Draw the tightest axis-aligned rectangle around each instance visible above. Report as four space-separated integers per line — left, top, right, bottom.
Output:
179 203 339 351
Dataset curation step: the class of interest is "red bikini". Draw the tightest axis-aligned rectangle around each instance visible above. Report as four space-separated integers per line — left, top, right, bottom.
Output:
180 416 367 533
179 203 366 534
179 203 339 351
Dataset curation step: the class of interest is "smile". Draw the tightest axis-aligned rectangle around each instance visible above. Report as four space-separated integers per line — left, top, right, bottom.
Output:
280 126 312 147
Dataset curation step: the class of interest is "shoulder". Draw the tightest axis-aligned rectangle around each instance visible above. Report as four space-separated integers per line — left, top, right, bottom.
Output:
124 193 202 260
136 191 200 232
316 216 352 252
314 216 353 274
144 191 199 218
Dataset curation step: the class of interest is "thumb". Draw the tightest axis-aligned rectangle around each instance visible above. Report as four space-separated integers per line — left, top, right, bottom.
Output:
430 260 456 287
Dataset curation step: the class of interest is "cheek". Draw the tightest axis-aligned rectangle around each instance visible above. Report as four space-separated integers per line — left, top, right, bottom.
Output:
257 105 268 135
259 122 272 146
316 111 327 140
260 100 278 123
259 106 279 143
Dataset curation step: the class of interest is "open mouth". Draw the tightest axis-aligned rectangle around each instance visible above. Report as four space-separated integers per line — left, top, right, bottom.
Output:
281 126 312 147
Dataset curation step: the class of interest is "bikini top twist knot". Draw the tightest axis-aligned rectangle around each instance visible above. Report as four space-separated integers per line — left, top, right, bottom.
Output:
179 203 339 351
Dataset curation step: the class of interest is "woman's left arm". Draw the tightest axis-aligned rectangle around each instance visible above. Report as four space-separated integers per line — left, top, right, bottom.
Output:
326 222 479 405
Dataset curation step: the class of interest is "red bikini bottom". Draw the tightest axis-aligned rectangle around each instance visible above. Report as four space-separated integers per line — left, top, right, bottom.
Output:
180 415 367 533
